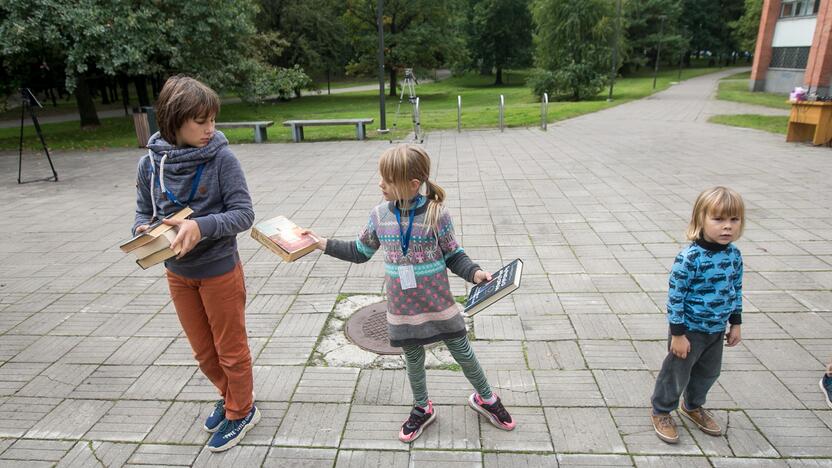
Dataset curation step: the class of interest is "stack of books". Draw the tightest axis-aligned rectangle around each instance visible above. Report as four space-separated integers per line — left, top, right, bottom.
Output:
120 207 193 269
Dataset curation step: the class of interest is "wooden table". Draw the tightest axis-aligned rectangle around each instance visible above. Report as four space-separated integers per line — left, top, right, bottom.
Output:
787 101 832 145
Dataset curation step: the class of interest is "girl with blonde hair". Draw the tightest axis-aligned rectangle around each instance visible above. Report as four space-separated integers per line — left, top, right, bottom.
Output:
306 144 516 442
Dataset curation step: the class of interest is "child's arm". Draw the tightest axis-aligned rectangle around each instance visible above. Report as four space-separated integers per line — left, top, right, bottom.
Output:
308 211 380 264
667 251 695 336
726 252 743 346
437 207 483 283
729 252 743 326
194 154 254 239
133 156 154 235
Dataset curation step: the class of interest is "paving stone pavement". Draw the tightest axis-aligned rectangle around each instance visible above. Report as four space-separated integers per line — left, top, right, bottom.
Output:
1 68 831 466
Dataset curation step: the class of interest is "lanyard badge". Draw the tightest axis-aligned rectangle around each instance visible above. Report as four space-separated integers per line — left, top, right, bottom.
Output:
394 196 421 290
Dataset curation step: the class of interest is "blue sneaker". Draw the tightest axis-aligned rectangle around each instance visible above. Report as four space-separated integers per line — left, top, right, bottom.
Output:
204 399 225 432
820 374 832 409
207 405 261 452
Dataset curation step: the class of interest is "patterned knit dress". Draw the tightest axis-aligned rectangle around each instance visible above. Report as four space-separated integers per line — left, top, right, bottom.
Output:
325 199 480 347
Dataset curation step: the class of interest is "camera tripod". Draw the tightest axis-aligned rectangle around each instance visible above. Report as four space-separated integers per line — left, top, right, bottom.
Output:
390 68 423 143
18 88 58 184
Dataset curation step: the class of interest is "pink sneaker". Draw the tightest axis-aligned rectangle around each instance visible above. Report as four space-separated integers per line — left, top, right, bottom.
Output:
468 393 516 430
398 401 436 443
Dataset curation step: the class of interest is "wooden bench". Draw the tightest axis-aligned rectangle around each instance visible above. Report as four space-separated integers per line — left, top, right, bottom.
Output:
283 118 374 142
215 121 274 143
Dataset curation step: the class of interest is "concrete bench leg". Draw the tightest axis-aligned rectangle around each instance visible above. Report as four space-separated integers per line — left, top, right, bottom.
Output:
291 125 304 143
356 123 366 140
254 125 267 143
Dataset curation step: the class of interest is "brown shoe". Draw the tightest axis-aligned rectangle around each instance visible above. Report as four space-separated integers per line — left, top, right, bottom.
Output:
651 412 679 444
679 404 721 436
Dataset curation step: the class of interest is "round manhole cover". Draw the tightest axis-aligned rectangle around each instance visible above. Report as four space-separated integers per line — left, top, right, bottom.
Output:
344 301 402 355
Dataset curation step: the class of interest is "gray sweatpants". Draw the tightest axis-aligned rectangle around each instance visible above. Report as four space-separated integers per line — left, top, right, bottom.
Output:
651 330 724 414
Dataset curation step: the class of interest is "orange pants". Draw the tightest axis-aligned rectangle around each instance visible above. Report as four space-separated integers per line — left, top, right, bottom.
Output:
166 262 253 420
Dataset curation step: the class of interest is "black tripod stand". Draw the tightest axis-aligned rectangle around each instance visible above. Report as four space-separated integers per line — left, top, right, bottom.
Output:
18 87 58 184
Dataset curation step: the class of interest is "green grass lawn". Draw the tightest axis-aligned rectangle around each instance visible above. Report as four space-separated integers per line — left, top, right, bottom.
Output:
3 67 734 151
708 114 788 134
716 78 790 110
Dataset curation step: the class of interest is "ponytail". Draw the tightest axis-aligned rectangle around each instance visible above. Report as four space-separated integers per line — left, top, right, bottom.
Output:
425 179 445 231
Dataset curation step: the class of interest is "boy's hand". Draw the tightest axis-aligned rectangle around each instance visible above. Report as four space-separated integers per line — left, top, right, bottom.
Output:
300 229 326 250
164 218 201 258
135 224 149 234
726 324 742 347
473 270 492 284
670 335 691 359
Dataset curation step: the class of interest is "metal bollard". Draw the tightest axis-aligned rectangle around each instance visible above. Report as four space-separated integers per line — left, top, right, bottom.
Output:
541 93 549 130
499 94 505 132
457 95 462 132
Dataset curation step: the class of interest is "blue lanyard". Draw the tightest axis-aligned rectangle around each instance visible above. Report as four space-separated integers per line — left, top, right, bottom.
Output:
394 196 421 256
153 161 205 208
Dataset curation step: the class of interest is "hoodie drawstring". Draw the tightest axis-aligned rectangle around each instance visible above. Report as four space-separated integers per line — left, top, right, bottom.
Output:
147 151 168 223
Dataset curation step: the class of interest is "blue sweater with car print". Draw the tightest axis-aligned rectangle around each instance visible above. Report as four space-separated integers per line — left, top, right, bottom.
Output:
666 238 743 336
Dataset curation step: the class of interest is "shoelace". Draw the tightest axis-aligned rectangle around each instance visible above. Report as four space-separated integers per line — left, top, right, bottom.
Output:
210 400 224 417
404 408 429 430
657 415 674 429
484 399 511 423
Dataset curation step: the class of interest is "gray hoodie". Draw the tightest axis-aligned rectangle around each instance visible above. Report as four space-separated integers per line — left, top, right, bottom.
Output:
133 131 254 278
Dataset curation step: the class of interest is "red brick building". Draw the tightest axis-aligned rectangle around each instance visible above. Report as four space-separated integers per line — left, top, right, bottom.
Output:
751 0 830 94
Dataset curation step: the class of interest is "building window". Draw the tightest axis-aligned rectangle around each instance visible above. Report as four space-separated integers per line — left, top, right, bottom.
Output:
770 46 811 69
780 0 819 17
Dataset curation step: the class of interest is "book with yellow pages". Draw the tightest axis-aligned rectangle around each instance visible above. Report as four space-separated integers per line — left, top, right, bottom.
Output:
120 207 192 269
251 215 319 262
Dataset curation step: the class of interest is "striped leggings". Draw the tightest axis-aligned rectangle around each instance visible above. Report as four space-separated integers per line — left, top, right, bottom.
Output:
402 335 492 407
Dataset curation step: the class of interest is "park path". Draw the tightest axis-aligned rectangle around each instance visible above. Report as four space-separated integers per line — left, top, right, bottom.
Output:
0 68 829 466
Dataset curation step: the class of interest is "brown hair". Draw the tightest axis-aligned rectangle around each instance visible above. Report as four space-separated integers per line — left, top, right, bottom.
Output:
686 186 745 241
378 144 446 230
155 75 220 144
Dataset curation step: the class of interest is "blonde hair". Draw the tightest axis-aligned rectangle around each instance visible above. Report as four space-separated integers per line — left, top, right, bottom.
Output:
378 144 445 230
686 186 745 241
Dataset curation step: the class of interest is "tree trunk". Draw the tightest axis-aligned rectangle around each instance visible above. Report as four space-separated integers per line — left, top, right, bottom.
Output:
100 78 111 105
135 75 151 107
74 75 100 127
120 74 131 116
495 67 503 85
389 67 397 97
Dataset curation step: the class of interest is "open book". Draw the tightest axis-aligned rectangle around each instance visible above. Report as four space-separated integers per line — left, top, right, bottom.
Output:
463 258 524 316
251 215 319 262
120 207 193 269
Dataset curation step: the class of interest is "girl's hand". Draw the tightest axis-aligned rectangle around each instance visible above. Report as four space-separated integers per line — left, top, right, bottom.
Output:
300 229 326 250
473 270 492 284
670 335 691 359
725 324 742 347
163 218 201 258
135 224 150 234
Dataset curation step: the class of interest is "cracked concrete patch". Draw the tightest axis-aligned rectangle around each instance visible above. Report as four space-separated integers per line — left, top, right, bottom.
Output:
311 295 455 369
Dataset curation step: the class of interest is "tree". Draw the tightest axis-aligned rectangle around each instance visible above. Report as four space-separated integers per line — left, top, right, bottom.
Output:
467 0 534 85
256 0 349 79
623 0 687 71
1 0 311 126
730 0 762 53
531 0 613 100
680 0 743 64
344 0 467 96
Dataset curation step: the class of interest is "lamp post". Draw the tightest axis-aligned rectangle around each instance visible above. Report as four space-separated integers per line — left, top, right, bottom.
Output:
377 0 388 133
608 0 622 101
652 15 667 90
